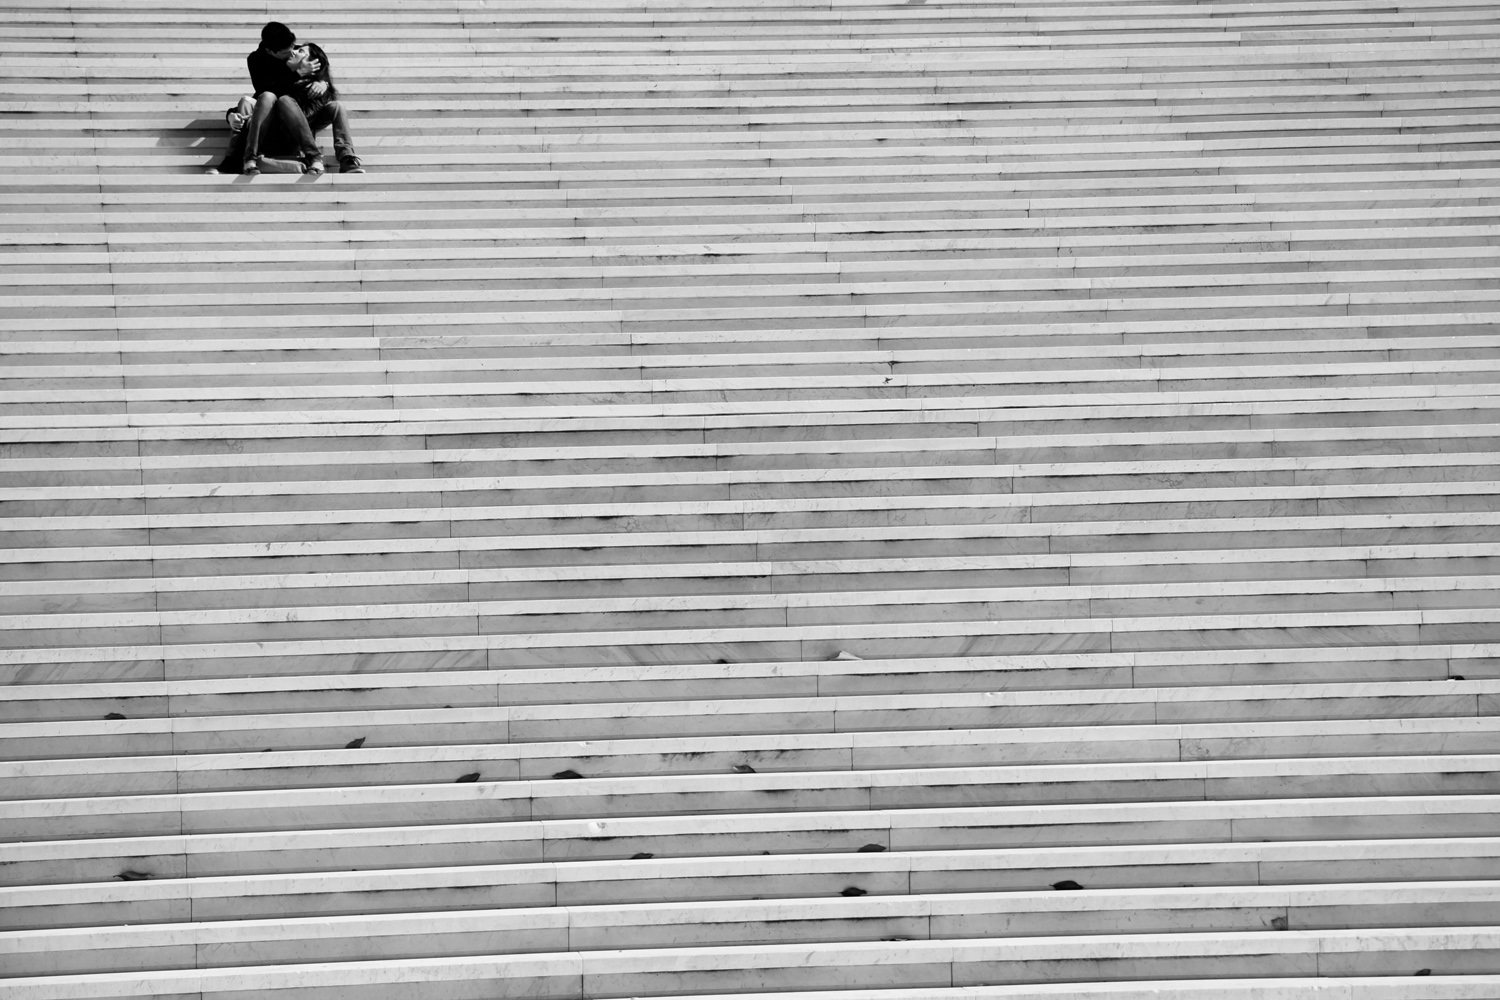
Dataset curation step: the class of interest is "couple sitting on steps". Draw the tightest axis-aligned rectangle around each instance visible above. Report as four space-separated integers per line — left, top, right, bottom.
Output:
208 21 364 176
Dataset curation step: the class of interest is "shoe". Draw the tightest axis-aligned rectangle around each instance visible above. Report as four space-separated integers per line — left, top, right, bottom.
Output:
340 157 365 174
242 156 260 177
203 166 220 175
305 158 326 177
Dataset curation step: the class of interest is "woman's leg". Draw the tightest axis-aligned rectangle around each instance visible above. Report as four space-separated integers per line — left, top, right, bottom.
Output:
307 100 361 171
273 95 322 168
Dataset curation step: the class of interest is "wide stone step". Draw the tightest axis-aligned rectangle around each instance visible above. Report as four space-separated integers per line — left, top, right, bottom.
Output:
6 542 1492 613
10 345 1496 387
5 794 1498 887
5 509 1492 575
0 638 1483 708
6 608 1498 680
7 837 1496 928
5 882 1498 977
4 679 1495 759
5 581 1500 652
7 755 1500 845
4 927 1499 1000
4 716 1495 799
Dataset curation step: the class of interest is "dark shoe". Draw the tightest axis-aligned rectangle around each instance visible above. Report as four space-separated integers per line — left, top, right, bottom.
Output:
340 157 365 174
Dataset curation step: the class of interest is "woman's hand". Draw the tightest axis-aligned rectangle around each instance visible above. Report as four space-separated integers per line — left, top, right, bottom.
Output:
307 80 329 97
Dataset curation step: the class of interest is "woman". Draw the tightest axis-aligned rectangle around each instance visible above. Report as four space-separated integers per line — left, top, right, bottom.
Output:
287 42 364 174
290 43 336 110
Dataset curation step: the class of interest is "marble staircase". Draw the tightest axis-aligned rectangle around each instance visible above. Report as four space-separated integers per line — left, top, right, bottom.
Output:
4 0 1500 997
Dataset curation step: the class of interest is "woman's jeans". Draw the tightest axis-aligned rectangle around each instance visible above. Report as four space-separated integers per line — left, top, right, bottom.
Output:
217 94 319 171
304 100 358 165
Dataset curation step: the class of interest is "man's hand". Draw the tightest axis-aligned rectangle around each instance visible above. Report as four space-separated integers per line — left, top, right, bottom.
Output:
307 80 329 98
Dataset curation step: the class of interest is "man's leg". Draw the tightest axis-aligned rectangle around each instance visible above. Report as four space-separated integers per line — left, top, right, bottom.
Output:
308 100 363 172
240 92 279 170
210 127 247 173
207 97 259 173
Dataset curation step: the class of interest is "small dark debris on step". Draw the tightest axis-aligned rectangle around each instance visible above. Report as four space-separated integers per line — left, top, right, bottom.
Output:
631 852 654 860
552 769 583 779
117 870 152 881
1051 880 1084 891
857 843 887 853
344 737 366 749
456 772 480 783
841 887 867 897
104 712 126 720
732 764 756 773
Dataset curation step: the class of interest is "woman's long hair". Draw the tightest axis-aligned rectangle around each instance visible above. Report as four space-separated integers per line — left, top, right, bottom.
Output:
303 43 338 102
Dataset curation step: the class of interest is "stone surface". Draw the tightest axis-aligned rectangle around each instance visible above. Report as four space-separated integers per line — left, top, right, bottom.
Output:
5 0 1500 996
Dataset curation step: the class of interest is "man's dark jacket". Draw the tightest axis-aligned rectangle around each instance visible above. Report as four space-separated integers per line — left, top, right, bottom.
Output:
247 47 303 97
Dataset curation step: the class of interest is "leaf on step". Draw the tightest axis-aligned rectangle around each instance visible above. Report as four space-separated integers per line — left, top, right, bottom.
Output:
344 737 366 749
1051 880 1084 891
631 852 654 860
117 870 151 881
732 764 756 773
552 769 583 780
104 712 126 720
857 843 887 853
841 886 867 897
456 772 480 783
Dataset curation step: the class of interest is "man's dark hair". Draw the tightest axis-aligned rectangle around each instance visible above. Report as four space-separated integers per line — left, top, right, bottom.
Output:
260 22 295 50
